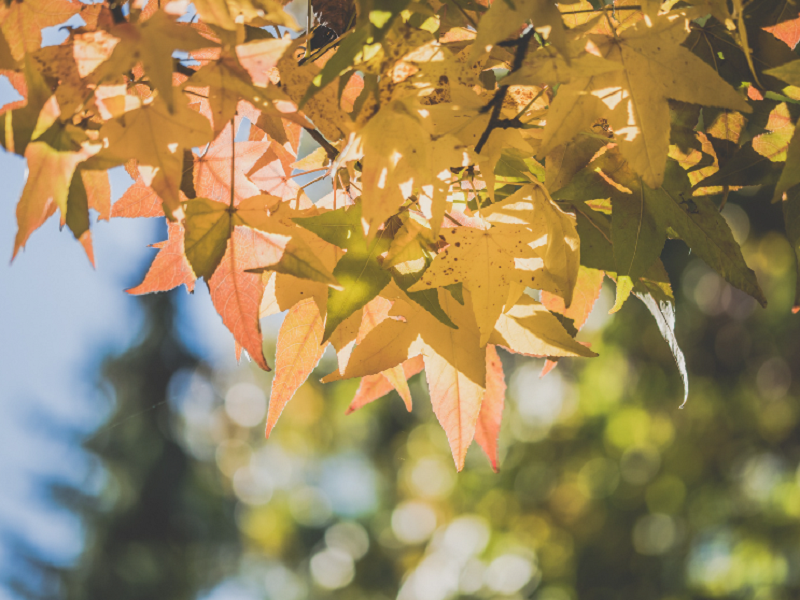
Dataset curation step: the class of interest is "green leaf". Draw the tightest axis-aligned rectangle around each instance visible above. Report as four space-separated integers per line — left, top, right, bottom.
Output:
653 161 767 306
65 169 90 242
184 198 232 280
296 203 392 340
612 185 666 283
700 142 785 188
390 254 458 329
294 205 362 249
765 60 800 86
327 236 392 341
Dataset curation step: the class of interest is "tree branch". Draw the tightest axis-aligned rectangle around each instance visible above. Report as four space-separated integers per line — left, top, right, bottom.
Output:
304 126 339 161
475 28 535 154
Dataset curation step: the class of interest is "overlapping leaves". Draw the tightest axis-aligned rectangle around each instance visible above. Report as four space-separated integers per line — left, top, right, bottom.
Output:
3 0 798 470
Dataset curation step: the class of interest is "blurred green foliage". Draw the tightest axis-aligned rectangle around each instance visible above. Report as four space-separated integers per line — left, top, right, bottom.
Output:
55 191 800 600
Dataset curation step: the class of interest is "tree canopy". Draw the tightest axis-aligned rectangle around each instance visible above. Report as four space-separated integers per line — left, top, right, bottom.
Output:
4 0 800 470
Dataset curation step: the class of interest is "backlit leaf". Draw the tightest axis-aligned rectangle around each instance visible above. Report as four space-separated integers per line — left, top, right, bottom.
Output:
266 298 327 436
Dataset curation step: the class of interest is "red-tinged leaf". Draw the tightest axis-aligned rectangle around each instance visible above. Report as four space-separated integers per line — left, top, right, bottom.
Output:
13 141 93 260
540 359 558 378
0 0 81 61
77 230 95 267
382 363 413 411
424 351 486 471
346 356 424 414
128 222 196 294
542 267 605 331
474 344 506 472
765 12 800 49
208 226 288 371
236 38 293 87
82 170 111 221
194 123 268 204
347 373 393 414
247 151 299 200
265 297 327 436
111 179 164 218
356 295 393 343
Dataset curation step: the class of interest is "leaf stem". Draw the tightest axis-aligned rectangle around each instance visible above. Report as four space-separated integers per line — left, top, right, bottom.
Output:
299 173 327 190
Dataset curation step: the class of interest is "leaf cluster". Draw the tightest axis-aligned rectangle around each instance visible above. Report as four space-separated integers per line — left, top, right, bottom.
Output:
4 0 800 469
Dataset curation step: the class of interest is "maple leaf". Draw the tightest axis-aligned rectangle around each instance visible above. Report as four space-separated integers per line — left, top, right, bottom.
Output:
542 266 605 332
190 46 289 134
541 13 752 187
1 57 55 157
540 266 604 376
192 0 297 31
294 202 392 341
472 0 568 59
266 297 327 436
488 296 598 359
208 226 288 371
90 92 213 216
423 350 485 471
92 11 216 112
0 0 80 61
111 179 165 219
64 169 95 265
479 184 581 306
752 102 794 163
12 124 100 260
408 221 545 346
322 288 487 467
183 193 339 287
128 222 196 295
81 170 111 222
348 100 469 234
193 121 266 205
559 149 767 306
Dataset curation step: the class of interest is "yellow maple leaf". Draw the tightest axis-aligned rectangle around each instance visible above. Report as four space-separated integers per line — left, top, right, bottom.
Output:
91 91 213 216
92 11 216 113
347 99 469 234
541 12 751 188
0 0 80 61
408 221 546 346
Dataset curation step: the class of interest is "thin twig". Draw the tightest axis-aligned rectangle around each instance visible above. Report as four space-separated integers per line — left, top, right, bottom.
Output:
288 167 328 179
304 126 339 161
299 173 327 190
560 4 640 15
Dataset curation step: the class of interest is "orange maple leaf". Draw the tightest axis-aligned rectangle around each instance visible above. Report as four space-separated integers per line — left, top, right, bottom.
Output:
128 222 196 295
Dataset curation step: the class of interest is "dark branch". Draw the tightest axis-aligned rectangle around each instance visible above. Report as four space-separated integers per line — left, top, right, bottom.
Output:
474 27 535 154
304 127 339 162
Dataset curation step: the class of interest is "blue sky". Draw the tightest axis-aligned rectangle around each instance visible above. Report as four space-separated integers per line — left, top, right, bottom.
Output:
0 25 237 597
0 4 322 593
